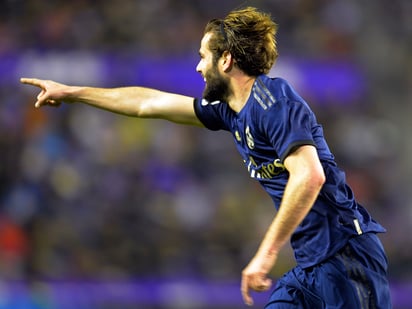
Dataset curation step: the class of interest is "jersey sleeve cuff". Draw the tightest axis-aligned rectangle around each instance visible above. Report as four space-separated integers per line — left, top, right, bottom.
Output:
280 140 316 162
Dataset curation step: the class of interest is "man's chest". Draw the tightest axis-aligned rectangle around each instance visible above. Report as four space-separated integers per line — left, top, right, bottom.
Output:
229 115 286 179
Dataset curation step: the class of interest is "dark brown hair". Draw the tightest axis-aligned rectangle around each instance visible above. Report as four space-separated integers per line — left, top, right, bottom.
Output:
204 7 279 76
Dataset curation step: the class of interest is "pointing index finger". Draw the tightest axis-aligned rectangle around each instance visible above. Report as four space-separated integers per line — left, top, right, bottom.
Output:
20 78 43 88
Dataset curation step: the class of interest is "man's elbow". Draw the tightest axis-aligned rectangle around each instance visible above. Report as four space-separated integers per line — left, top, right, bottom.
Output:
313 168 326 191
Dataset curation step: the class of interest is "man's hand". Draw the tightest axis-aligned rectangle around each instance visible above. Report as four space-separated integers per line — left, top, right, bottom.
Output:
20 78 71 108
241 252 276 306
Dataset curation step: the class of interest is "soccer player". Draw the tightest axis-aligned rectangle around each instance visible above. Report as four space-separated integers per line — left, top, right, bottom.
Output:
21 6 391 309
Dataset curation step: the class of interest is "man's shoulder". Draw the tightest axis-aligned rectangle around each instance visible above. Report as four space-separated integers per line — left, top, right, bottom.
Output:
257 75 307 108
251 75 292 111
258 75 293 94
258 74 289 85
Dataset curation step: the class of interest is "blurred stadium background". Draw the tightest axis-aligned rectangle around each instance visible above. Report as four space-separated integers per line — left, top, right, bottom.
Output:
1 0 411 308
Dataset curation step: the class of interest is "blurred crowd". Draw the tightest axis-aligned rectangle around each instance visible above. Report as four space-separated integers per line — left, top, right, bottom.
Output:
0 0 411 294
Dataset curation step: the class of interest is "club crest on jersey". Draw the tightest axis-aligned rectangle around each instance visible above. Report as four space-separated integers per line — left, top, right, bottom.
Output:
245 126 254 149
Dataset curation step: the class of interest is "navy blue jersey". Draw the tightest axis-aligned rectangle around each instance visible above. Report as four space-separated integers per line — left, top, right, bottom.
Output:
193 75 385 268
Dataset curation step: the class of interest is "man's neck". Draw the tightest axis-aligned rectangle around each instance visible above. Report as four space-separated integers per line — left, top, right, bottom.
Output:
227 75 256 113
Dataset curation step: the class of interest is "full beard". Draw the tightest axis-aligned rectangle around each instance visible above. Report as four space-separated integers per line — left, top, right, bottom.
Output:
203 68 231 103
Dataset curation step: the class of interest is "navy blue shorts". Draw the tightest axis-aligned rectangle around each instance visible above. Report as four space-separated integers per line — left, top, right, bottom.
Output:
265 233 391 308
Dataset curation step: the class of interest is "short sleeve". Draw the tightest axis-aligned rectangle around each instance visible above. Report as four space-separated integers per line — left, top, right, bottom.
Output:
264 99 316 162
193 98 231 131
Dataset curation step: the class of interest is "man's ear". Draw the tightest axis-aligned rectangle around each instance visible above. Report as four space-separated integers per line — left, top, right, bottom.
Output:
221 50 235 72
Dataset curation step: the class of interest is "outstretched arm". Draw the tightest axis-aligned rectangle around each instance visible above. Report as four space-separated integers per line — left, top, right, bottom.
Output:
20 78 203 126
241 145 325 306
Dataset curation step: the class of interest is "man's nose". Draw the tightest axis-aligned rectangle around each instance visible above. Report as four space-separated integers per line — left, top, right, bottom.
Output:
195 61 202 73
